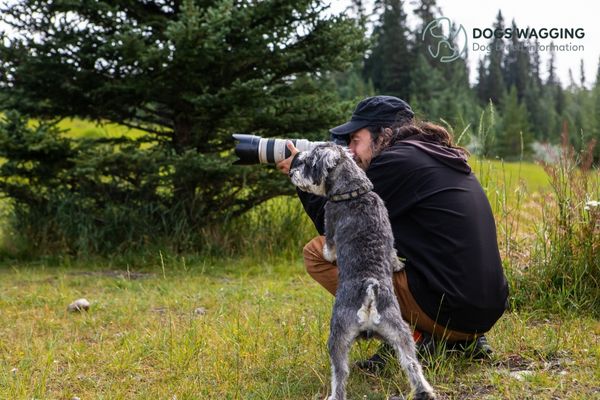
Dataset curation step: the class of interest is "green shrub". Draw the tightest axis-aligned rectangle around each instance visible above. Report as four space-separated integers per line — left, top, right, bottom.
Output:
513 128 599 316
0 112 273 255
0 112 318 258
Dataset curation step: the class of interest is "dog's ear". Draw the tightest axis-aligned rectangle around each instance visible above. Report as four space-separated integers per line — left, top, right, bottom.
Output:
305 146 339 187
319 146 340 171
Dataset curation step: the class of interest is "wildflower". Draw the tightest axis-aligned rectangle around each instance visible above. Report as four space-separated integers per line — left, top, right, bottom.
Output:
584 200 599 211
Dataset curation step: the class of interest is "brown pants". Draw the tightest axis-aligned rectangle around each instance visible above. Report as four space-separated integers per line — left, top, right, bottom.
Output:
303 236 479 342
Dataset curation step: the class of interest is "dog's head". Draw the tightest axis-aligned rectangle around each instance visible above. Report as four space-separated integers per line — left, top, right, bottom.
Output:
288 143 351 196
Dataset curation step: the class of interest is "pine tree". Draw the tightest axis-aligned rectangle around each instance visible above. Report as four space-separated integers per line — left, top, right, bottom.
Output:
523 38 545 140
545 45 565 139
363 0 412 99
0 0 367 251
408 0 445 116
476 59 488 104
530 38 543 88
503 20 529 102
412 0 441 62
563 78 595 155
498 86 532 158
482 10 506 107
334 64 375 100
547 45 558 86
408 0 475 131
409 53 445 118
568 68 577 90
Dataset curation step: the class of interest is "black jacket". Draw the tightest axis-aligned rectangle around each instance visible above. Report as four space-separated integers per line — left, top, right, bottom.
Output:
297 140 509 333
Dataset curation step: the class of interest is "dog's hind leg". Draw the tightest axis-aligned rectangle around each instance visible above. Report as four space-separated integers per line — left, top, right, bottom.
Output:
327 319 356 400
377 313 436 400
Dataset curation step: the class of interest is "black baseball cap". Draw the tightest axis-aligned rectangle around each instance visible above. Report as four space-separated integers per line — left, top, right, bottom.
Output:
329 95 414 138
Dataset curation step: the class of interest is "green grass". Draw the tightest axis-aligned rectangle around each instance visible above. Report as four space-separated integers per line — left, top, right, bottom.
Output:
54 118 148 140
1 260 598 400
1 117 598 398
470 156 550 194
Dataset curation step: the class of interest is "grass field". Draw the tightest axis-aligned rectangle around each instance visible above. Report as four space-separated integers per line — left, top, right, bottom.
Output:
1 118 598 399
0 259 598 400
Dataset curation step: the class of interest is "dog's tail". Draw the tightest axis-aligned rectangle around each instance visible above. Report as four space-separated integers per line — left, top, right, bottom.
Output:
356 278 381 327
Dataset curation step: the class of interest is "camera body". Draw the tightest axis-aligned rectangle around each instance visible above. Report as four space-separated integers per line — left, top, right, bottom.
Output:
232 134 347 165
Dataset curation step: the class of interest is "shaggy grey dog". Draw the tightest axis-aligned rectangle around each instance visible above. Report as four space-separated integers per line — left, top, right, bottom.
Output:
289 143 436 400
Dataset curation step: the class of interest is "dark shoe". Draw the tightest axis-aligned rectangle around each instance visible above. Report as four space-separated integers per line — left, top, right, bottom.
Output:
355 343 394 373
450 335 493 359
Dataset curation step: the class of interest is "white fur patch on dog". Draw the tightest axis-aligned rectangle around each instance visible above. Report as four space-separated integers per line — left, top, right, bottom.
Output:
290 171 327 196
289 152 328 196
323 242 336 263
356 279 381 329
328 365 337 400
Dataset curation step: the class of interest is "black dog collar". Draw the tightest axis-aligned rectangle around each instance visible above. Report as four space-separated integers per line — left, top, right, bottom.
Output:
328 187 371 202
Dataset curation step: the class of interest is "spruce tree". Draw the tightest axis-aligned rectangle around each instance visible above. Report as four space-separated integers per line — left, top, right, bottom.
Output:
363 0 412 99
544 46 564 139
408 0 474 130
530 38 543 88
503 20 529 102
523 39 545 140
476 59 488 104
412 0 441 63
480 11 506 107
0 0 367 252
498 86 531 158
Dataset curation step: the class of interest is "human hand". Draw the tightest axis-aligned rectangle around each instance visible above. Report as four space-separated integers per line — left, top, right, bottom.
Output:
276 141 299 175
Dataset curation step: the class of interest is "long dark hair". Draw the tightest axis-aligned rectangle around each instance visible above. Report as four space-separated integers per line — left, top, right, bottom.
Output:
366 120 469 157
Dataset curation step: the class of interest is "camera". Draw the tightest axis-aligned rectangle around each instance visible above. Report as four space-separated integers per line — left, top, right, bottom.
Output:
232 134 348 165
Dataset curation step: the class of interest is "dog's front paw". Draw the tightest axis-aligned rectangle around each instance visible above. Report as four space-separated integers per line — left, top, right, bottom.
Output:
323 242 337 263
392 257 405 272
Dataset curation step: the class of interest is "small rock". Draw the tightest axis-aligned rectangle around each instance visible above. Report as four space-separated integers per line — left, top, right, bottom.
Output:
10 367 17 374
67 298 90 312
509 370 534 381
194 307 206 316
71 397 81 400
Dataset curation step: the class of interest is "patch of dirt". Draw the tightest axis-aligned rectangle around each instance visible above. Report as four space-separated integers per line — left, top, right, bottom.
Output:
11 276 59 287
493 353 534 371
451 383 496 399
